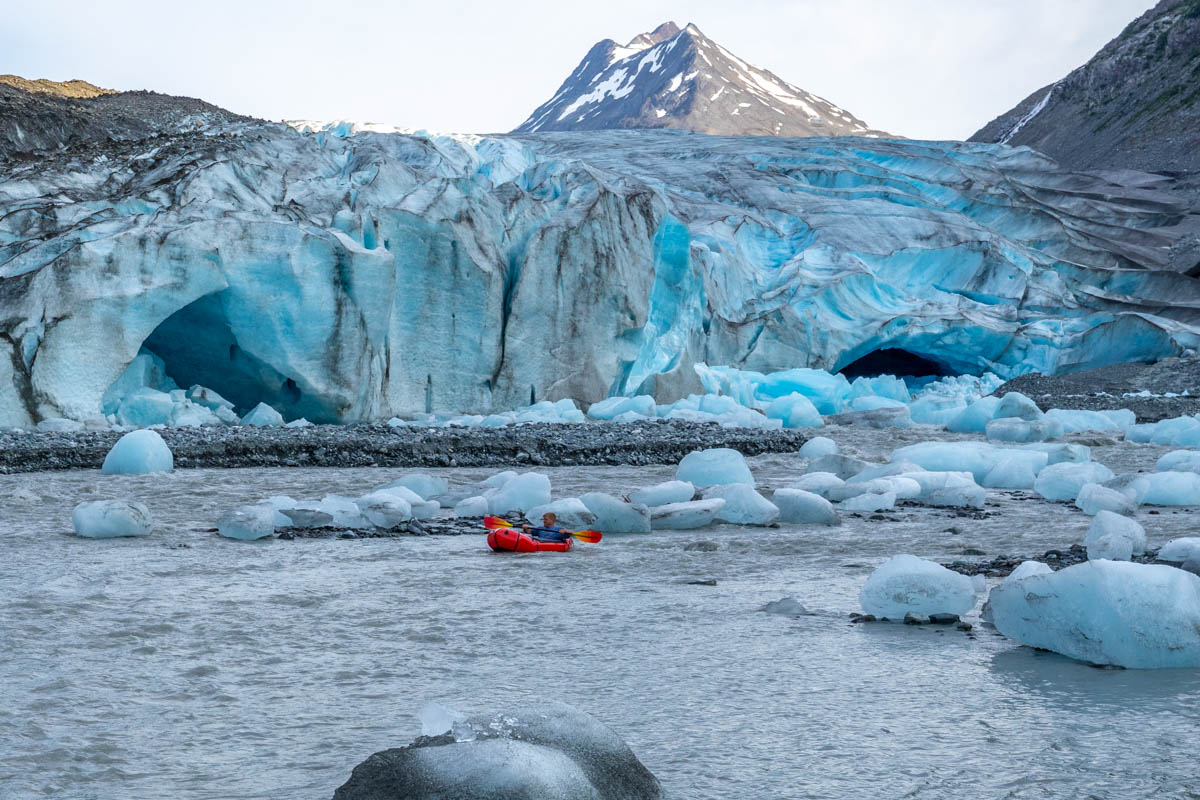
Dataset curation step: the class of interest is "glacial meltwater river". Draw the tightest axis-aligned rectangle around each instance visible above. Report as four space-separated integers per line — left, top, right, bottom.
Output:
2 428 1199 799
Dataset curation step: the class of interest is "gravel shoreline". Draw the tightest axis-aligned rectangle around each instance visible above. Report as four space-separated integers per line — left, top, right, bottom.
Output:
0 420 810 474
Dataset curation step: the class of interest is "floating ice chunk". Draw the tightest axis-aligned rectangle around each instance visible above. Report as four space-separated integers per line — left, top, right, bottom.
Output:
701 484 779 525
790 472 844 499
1104 473 1151 505
355 490 414 528
38 417 85 432
807 454 875 480
1033 462 1116 502
772 488 840 525
1075 483 1137 516
831 477 919 502
579 492 651 533
482 471 519 489
859 554 976 618
101 429 173 475
628 480 695 507
261 495 299 526
170 403 221 427
988 561 1200 668
586 395 656 420
909 395 967 426
279 505 334 528
1045 408 1125 433
1022 442 1090 465
284 418 313 428
761 597 810 616
72 499 153 538
1156 450 1200 474
848 461 926 483
218 503 276 540
649 498 725 529
985 417 1062 443
798 436 838 459
849 374 910 405
946 396 1001 434
897 471 986 508
993 392 1043 421
379 474 449 500
892 442 1045 484
528 498 598 529
982 456 1037 490
1140 471 1200 506
765 393 823 429
453 496 490 518
242 402 284 427
1159 538 1200 563
1150 417 1200 445
419 701 468 738
1099 409 1137 430
585 397 625 420
1007 560 1053 582
367 486 438 519
1085 510 1144 560
840 491 896 512
1088 533 1132 562
676 448 754 487
487 472 552 514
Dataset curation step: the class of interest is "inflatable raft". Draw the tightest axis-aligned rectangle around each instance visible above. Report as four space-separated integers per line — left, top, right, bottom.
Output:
487 528 573 553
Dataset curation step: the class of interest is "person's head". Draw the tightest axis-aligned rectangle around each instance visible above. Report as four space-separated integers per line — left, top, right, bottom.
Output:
542 512 557 527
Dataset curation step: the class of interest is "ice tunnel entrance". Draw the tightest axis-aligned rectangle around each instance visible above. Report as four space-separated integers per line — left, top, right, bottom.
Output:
838 348 955 380
139 293 332 423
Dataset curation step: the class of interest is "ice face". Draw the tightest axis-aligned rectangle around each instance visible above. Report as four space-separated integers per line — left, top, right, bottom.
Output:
72 499 153 538
798 436 838 459
486 472 553 515
1140 471 1200 506
1075 483 1137 517
579 492 652 533
772 489 841 525
628 480 695 507
859 554 977 619
701 484 779 525
988 561 1200 668
1033 462 1116 502
100 429 174 475
676 448 754 487
217 504 276 540
4 128 1200 428
649 498 725 529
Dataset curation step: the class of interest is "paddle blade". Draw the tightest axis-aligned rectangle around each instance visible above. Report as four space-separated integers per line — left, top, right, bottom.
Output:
483 516 513 530
570 529 603 544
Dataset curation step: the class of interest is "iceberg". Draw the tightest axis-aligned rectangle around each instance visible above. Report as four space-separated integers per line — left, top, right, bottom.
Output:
101 429 174 475
798 436 838 459
72 499 153 538
790 472 845 499
217 504 276 540
487 472 553 515
355 490 414 528
628 480 695 507
453 496 490 518
527 498 598 529
242 402 284 427
379 473 449 500
1156 450 1200 474
992 392 1043 421
985 417 1063 443
807 454 876 481
772 489 841 525
1159 537 1200 564
1074 483 1137 516
579 492 652 533
649 498 725 529
1140 471 1200 506
946 396 1001 434
676 448 754 487
840 491 897 512
988 561 1200 668
1033 462 1116 502
765 393 823 429
859 554 976 619
701 484 779 525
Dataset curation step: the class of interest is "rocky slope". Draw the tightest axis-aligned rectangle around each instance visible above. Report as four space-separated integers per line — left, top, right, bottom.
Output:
971 0 1200 174
514 22 889 138
0 76 252 160
1 116 1198 427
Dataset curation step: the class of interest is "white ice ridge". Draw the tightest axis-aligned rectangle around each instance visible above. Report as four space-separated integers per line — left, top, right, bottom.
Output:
1 126 1198 427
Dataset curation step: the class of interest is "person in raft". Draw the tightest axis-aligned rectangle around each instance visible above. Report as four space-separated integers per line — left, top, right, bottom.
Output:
524 512 569 543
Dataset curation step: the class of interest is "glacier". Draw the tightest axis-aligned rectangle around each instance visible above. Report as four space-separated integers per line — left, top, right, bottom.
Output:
1 123 1199 426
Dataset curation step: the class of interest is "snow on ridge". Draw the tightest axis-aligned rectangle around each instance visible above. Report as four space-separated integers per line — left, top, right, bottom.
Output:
556 67 635 121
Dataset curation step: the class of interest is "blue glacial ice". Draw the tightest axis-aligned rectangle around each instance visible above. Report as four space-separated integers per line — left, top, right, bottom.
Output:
676 448 754 487
701 484 779 525
628 480 695 507
3 125 1199 427
72 499 153 538
771 489 841 525
988 560 1200 668
1033 462 1116 502
1084 511 1146 559
649 498 725 529
101 429 174 475
859 554 977 619
579 492 652 534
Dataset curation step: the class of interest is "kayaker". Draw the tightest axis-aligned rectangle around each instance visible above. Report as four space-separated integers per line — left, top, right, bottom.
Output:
524 512 569 543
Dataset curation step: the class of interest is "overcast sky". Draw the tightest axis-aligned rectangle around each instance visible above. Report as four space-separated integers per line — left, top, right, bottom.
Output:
3 0 1155 139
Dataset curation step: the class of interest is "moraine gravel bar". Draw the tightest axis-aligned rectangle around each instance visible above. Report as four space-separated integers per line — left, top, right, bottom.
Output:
0 419 810 473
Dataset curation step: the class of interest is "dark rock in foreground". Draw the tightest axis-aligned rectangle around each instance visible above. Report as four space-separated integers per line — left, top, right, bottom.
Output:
333 703 661 800
0 420 808 474
993 356 1200 421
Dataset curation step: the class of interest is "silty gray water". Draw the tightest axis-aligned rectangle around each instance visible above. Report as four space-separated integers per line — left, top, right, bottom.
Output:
2 426 1199 799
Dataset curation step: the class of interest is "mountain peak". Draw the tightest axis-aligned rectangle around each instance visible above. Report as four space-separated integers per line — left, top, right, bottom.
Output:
514 24 890 138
